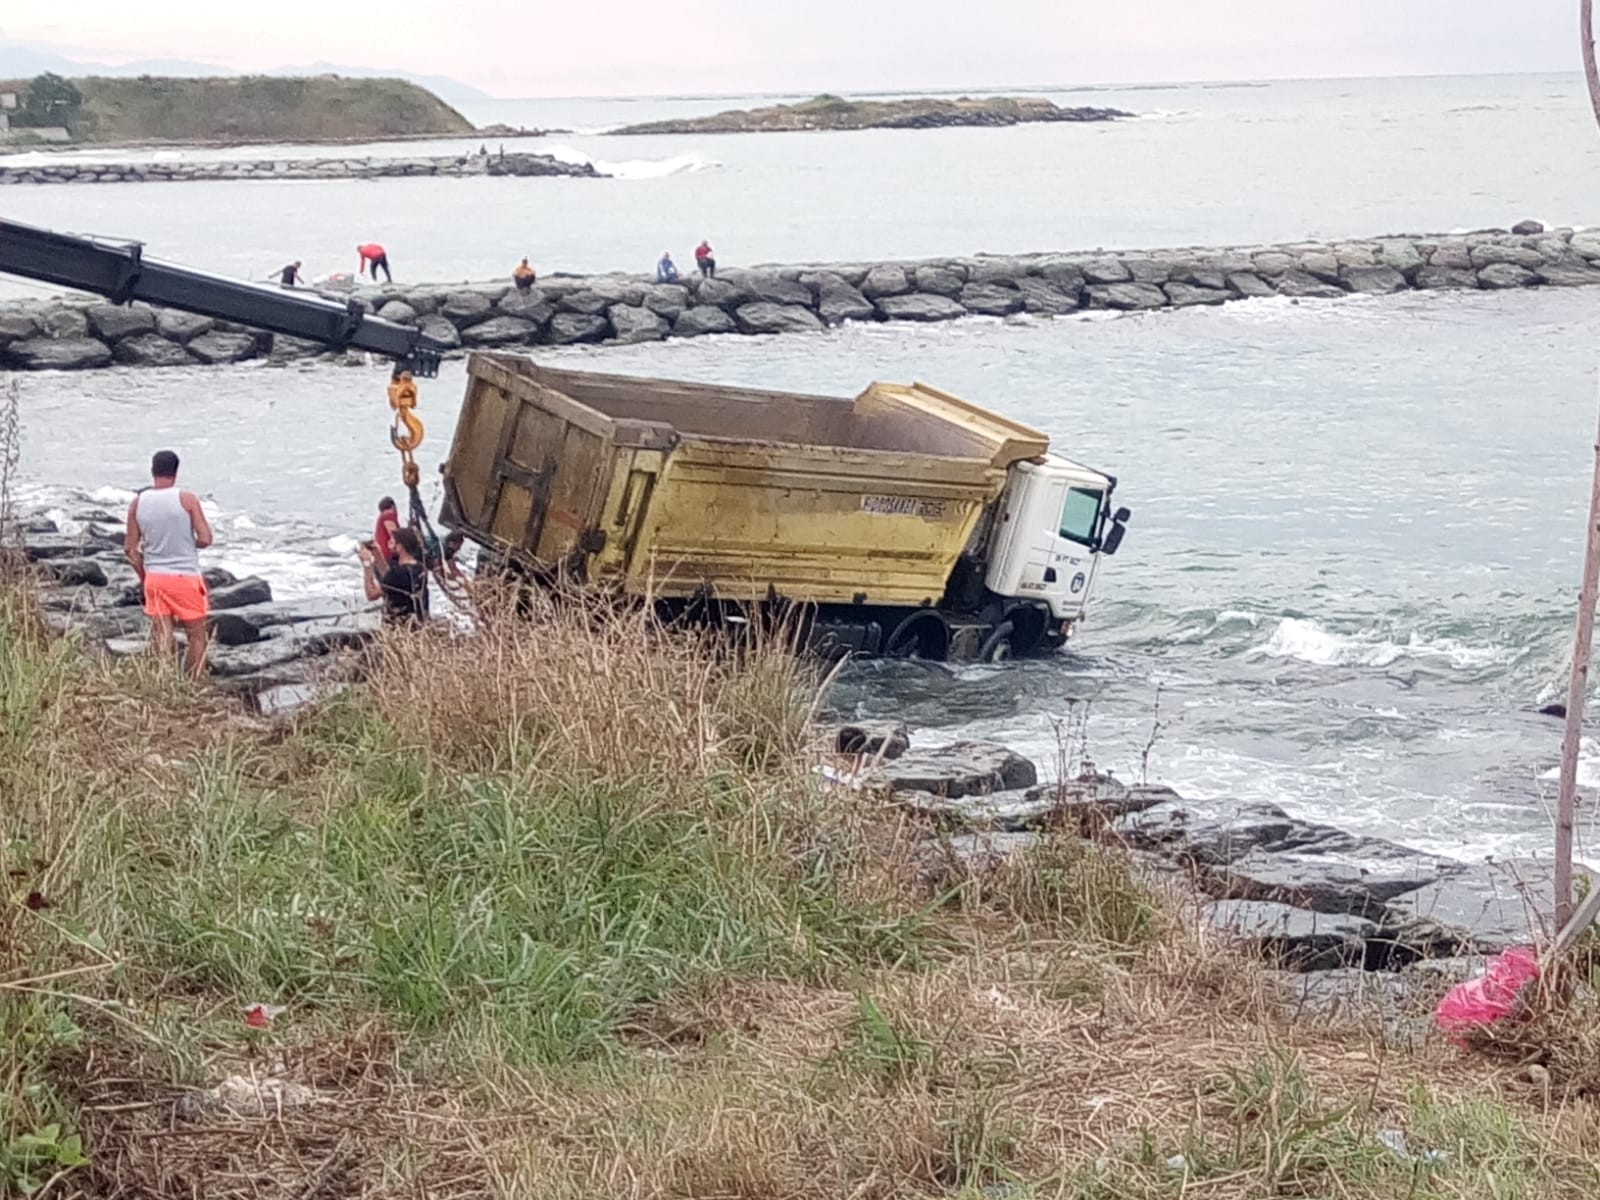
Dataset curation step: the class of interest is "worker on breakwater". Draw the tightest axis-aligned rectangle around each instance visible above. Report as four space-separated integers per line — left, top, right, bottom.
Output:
125 449 214 680
356 242 392 282
373 496 400 567
513 258 537 290
656 251 680 283
695 240 716 278
278 260 303 287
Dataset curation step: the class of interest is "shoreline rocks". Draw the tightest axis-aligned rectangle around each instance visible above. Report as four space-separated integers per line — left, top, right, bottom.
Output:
3 221 1594 372
0 150 599 187
608 93 1132 136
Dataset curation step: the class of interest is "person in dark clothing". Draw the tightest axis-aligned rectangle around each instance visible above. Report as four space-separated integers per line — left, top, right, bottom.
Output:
360 526 430 625
279 261 304 287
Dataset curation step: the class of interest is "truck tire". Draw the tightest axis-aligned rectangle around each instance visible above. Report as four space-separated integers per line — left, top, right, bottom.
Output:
978 621 1015 664
885 612 950 661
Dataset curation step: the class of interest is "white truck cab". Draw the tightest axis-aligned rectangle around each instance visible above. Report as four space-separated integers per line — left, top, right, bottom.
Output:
984 456 1129 634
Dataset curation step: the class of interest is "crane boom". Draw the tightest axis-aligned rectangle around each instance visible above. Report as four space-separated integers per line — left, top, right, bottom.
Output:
0 218 445 376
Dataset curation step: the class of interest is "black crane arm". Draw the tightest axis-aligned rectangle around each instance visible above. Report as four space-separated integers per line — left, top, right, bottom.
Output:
0 219 445 376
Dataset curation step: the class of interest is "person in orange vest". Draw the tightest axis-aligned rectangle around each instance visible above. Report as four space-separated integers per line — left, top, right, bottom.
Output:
356 242 392 282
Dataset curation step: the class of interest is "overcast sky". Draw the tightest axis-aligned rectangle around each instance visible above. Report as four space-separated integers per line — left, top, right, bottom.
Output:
1 0 1585 97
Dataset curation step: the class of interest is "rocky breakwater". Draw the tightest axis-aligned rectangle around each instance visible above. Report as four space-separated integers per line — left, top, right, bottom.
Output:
831 719 1565 1020
17 495 378 713
0 150 599 186
4 220 1599 372
608 93 1132 135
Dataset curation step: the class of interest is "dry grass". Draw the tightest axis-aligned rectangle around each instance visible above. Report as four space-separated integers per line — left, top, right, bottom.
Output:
4 578 1600 1197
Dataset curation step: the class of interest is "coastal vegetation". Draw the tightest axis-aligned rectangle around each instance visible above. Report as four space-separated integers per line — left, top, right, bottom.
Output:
3 543 1600 1196
607 93 1132 135
0 73 472 144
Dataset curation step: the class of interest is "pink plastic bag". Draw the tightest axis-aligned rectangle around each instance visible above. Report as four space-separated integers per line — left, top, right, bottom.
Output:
1434 946 1540 1046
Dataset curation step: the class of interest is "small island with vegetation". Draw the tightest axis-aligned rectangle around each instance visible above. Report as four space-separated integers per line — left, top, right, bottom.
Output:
607 92 1134 135
0 73 473 147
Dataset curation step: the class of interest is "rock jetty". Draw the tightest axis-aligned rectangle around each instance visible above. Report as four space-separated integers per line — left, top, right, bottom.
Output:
3 221 1596 371
608 93 1132 135
0 150 599 186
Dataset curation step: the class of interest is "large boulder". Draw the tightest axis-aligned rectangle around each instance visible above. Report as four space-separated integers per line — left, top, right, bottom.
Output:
734 302 823 335
460 315 539 346
0 310 40 343
860 264 912 298
496 290 554 324
187 331 262 364
903 778 1174 832
1034 256 1087 290
44 558 109 587
1428 242 1474 270
1536 261 1600 287
1251 251 1298 277
880 740 1038 799
1341 266 1408 294
113 334 196 367
1211 839 1458 920
1123 257 1173 284
816 282 875 325
1274 271 1345 299
1379 239 1425 277
643 284 691 320
5 337 112 369
210 577 274 610
376 300 419 324
1227 272 1275 299
547 312 609 344
556 289 611 316
1081 258 1131 284
416 316 460 350
832 720 911 760
1164 282 1229 307
673 306 737 337
735 272 812 306
1204 900 1377 971
1570 231 1600 259
41 307 89 338
86 303 157 342
154 309 215 342
1511 219 1546 236
913 265 965 297
1384 858 1596 955
1469 243 1544 270
1415 266 1480 290
1477 262 1537 289
607 304 670 343
875 294 968 321
693 276 754 307
958 283 1023 316
1299 252 1342 282
1015 278 1080 314
440 291 494 326
1086 282 1168 310
962 257 1025 285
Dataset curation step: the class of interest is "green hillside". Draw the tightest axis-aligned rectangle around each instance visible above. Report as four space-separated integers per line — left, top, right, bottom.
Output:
34 74 475 143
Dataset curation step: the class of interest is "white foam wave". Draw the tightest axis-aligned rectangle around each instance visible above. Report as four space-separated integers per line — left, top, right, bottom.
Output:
1256 617 1507 671
1539 737 1600 788
543 143 718 180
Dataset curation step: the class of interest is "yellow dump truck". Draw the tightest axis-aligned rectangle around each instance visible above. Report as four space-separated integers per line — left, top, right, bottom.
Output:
439 354 1129 661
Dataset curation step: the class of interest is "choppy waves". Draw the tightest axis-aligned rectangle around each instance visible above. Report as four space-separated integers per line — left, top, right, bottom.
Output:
543 144 719 180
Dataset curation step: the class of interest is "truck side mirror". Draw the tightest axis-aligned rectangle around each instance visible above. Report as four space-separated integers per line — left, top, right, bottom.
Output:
1113 506 1131 523
1101 521 1126 557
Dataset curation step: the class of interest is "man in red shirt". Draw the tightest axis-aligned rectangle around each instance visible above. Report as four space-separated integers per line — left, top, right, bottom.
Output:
695 240 716 278
356 242 392 282
373 496 400 566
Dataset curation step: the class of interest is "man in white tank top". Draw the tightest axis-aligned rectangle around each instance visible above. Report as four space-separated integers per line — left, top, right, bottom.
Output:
125 449 215 679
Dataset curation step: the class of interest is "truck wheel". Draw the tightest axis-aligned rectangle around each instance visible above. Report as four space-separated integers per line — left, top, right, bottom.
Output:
885 612 949 661
978 622 1015 664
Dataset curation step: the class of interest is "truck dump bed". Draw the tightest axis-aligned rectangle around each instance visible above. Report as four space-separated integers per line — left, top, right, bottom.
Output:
440 354 1050 607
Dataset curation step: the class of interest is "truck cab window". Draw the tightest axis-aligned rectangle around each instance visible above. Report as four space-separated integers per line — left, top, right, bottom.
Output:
1059 487 1103 545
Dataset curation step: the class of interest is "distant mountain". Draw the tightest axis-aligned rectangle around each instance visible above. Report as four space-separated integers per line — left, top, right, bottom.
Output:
0 40 487 104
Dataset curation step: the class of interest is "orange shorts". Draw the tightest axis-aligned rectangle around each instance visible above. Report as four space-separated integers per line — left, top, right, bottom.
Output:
144 573 209 623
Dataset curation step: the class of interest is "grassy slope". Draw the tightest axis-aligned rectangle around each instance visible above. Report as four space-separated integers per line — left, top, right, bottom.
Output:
3 579 1600 1198
68 75 473 143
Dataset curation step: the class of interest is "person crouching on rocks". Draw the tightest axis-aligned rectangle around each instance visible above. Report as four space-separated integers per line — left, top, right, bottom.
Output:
361 526 430 626
695 240 716 278
513 258 537 291
656 251 680 283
